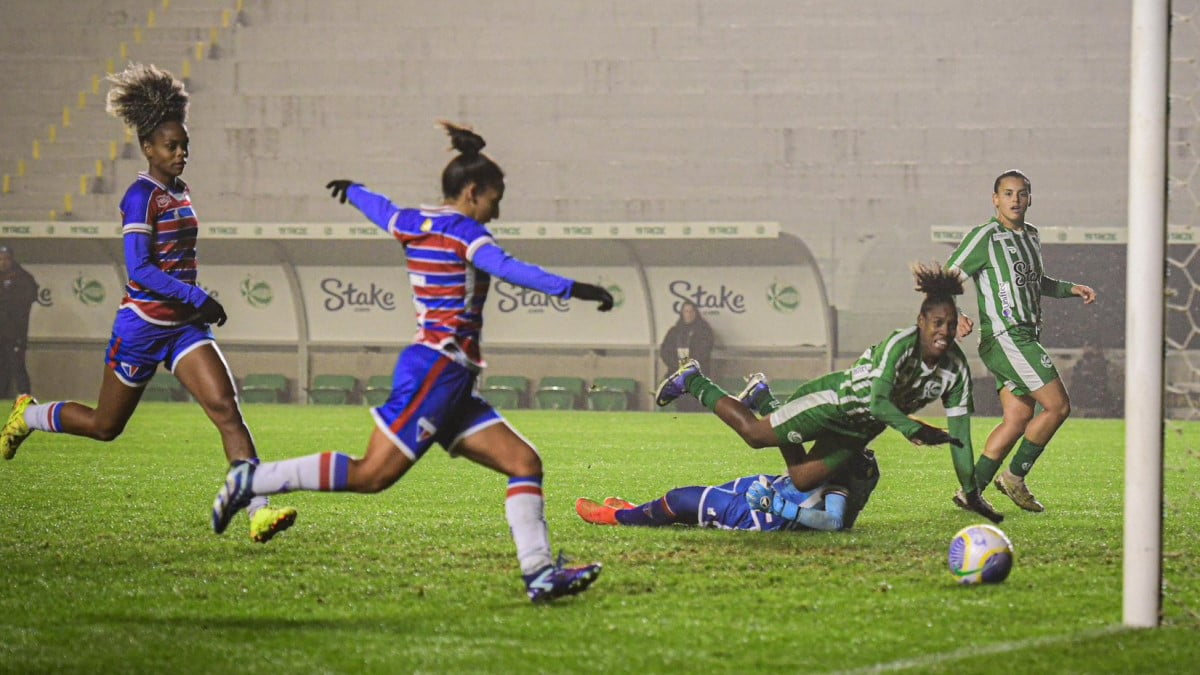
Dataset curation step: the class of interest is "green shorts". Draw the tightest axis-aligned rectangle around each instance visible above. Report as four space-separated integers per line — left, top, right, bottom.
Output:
979 326 1059 397
767 373 870 472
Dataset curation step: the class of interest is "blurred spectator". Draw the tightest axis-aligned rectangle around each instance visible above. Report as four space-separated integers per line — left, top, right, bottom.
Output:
660 301 714 412
1071 341 1120 417
0 245 38 397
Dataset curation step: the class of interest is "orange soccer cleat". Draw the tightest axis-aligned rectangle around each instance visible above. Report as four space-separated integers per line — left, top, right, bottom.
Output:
575 498 618 526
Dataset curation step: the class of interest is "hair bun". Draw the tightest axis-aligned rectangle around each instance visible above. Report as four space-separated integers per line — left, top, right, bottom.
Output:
439 120 486 157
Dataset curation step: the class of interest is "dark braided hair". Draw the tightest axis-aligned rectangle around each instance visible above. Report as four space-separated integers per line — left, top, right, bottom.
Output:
912 262 964 316
105 63 189 143
438 120 504 199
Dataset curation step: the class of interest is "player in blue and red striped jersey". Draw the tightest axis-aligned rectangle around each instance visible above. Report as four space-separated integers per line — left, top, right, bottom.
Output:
210 121 614 604
576 449 880 533
0 64 297 543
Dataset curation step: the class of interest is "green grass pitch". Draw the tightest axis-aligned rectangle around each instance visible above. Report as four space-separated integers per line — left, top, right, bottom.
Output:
1 403 1197 673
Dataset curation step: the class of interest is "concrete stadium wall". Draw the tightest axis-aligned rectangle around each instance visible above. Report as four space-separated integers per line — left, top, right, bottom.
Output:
0 0 1132 364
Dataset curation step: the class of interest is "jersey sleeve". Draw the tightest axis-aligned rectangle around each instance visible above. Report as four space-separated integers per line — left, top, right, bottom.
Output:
868 332 924 438
346 185 404 234
470 242 573 298
941 346 974 416
945 224 991 277
123 231 209 307
119 184 155 235
1040 274 1076 298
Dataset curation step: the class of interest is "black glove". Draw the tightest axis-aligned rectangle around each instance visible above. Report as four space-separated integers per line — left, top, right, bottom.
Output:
911 423 962 447
572 282 614 311
325 179 359 204
197 296 227 327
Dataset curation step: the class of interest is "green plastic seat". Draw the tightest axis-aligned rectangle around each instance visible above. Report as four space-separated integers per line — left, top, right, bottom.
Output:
143 372 184 402
241 373 289 403
309 374 358 404
533 376 585 410
480 375 530 409
588 377 638 411
364 374 392 406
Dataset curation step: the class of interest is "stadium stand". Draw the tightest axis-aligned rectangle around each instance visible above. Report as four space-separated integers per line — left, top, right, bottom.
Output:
479 375 530 410
308 374 357 405
587 377 637 411
363 374 392 407
533 376 585 410
240 373 288 403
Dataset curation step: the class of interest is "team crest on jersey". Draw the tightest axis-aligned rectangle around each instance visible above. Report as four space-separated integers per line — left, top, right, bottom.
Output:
787 431 804 444
923 381 945 399
416 417 437 442
1040 354 1053 368
420 218 433 233
155 194 171 209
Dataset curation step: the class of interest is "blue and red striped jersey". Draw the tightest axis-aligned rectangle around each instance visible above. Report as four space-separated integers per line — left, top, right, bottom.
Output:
118 172 202 326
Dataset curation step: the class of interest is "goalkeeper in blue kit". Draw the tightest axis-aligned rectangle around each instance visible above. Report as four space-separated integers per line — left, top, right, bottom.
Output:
576 449 879 532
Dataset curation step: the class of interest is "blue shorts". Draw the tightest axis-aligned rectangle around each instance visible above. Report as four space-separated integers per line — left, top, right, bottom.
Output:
105 310 214 387
371 344 504 461
698 474 790 531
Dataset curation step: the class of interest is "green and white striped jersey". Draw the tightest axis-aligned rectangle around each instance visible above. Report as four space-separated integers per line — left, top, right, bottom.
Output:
837 326 973 439
946 218 1075 340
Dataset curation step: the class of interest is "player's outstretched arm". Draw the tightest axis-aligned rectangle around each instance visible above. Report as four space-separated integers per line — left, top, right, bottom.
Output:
123 232 214 318
324 180 403 233
471 244 610 310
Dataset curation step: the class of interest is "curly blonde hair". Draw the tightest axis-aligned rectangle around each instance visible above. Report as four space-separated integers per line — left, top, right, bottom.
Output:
105 63 188 141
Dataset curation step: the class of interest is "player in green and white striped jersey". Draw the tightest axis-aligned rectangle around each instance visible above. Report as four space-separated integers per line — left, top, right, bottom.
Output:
655 263 1003 524
946 170 1096 513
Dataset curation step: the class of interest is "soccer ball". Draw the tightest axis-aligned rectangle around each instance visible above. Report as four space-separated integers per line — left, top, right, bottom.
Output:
947 524 1014 585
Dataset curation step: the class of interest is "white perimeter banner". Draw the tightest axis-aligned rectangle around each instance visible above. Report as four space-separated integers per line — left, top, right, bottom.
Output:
297 266 413 344
483 266 649 345
25 264 122 340
199 266 298 342
646 266 828 348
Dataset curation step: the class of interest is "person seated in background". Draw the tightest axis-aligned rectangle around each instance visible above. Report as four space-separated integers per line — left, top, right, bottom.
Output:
1071 341 1119 417
659 300 715 412
575 448 879 532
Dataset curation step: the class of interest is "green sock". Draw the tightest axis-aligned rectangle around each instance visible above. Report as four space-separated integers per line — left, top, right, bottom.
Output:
974 455 1003 491
686 374 730 412
1009 438 1046 477
950 444 977 493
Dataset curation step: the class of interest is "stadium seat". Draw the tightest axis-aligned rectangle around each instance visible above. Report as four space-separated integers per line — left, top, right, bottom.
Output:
533 376 585 410
241 373 289 403
309 374 358 404
143 372 185 402
587 377 638 411
364 375 392 406
480 375 530 409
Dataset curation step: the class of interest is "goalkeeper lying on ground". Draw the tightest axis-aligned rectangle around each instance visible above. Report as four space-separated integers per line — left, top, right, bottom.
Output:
576 449 879 532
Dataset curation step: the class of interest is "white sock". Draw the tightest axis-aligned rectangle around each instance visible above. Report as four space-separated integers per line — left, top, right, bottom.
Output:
24 401 66 433
251 452 352 494
506 476 552 576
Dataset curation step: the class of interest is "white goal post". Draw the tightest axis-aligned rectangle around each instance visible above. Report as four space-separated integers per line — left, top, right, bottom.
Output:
1124 0 1167 629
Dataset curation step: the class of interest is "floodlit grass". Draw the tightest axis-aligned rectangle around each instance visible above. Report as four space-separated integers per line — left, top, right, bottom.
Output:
1 402 1197 673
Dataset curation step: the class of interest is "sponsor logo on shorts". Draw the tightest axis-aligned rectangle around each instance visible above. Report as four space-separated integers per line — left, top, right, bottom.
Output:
787 431 804 444
417 417 437 442
119 363 141 380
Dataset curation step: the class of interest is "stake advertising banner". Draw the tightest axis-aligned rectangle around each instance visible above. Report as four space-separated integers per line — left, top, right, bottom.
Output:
199 266 298 342
482 266 649 345
645 266 828 348
24 264 123 340
296 266 413 344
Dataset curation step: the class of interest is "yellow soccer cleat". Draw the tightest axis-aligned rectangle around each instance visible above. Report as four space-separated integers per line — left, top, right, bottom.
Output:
2 394 36 460
249 505 298 543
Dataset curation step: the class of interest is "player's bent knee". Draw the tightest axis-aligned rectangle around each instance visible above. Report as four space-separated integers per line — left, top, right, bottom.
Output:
91 422 126 442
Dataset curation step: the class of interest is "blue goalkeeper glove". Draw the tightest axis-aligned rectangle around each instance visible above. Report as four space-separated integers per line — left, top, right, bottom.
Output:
745 478 800 521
